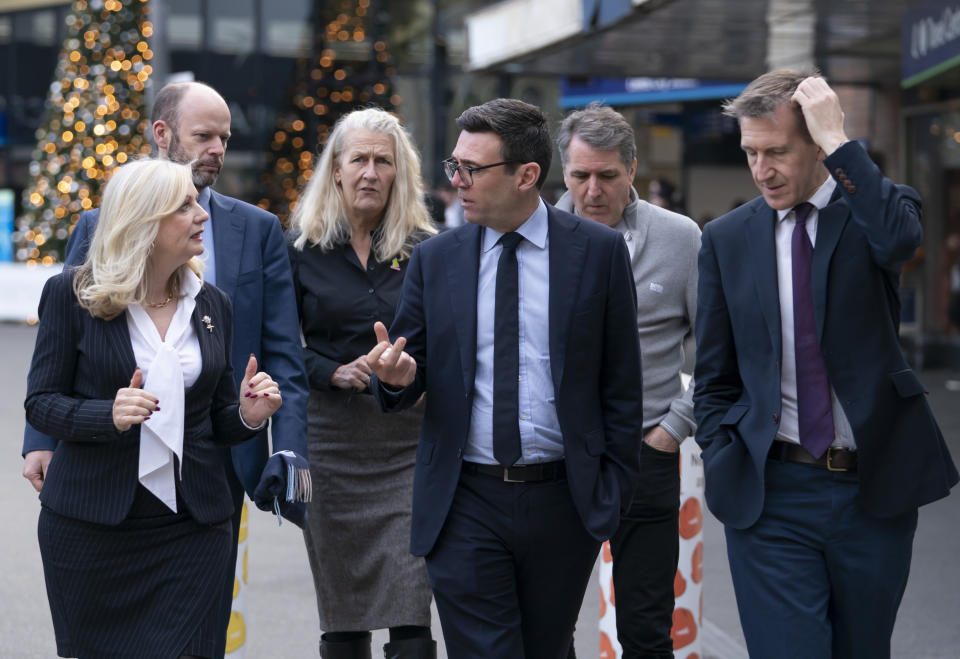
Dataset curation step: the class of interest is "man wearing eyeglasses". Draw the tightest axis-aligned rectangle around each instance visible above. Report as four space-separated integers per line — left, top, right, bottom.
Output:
366 98 644 658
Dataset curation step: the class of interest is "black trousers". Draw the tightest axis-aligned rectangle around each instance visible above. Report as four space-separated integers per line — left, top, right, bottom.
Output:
609 441 681 659
426 468 600 659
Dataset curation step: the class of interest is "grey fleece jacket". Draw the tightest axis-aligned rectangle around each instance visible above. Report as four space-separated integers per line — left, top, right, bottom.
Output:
557 188 700 442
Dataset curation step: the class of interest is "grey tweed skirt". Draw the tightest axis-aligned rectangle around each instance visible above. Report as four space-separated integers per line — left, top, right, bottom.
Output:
303 388 432 631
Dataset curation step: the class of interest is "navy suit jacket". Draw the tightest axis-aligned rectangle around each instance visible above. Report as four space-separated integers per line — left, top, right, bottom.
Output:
694 141 958 530
25 270 259 525
372 203 644 556
23 191 309 502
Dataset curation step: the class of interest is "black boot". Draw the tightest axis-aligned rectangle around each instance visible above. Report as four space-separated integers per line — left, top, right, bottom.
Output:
319 631 372 659
382 637 437 659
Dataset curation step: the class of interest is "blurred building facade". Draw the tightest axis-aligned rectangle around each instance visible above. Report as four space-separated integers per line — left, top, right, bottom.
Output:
0 0 557 231
464 0 960 365
3 0 960 362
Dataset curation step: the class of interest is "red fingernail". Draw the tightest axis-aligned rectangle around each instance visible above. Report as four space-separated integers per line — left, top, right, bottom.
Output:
244 392 252 398
154 406 161 411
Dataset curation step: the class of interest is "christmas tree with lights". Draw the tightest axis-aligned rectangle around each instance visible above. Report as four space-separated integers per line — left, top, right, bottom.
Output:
15 0 154 265
259 0 400 222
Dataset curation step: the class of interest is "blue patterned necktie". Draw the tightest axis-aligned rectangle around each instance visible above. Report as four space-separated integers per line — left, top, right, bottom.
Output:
791 202 835 458
493 232 523 467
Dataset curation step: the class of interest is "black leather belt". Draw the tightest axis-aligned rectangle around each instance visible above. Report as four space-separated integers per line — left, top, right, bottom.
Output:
462 460 566 482
768 441 858 472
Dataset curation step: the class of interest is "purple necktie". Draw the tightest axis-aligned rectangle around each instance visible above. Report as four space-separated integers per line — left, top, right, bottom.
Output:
792 202 835 458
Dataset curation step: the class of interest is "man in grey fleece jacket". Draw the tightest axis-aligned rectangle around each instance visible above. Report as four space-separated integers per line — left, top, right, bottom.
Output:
556 103 700 659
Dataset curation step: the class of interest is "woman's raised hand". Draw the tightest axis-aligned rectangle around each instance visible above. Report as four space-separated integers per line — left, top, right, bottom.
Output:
113 367 159 431
239 354 282 427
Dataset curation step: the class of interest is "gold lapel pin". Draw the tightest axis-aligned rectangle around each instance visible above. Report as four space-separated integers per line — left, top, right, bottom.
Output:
201 315 215 333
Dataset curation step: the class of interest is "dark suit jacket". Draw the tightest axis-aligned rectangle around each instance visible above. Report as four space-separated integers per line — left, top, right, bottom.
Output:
25 270 259 525
23 191 309 502
372 203 644 556
694 141 958 530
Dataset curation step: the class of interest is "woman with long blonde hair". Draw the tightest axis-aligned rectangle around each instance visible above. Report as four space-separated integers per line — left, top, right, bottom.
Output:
288 107 437 659
25 158 282 659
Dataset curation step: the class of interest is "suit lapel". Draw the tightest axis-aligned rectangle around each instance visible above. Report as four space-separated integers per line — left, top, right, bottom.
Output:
444 224 481 394
189 286 213 393
210 191 246 298
547 208 588 392
812 195 849 343
104 312 137 377
745 204 782 360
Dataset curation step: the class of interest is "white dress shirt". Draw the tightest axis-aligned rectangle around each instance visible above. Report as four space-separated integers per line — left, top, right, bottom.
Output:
464 199 564 465
774 176 856 450
127 269 203 512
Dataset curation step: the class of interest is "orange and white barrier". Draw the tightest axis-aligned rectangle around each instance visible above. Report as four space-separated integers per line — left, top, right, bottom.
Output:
598 540 619 658
672 440 704 658
598 439 705 659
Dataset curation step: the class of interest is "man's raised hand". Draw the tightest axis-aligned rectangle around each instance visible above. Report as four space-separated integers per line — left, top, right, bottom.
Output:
365 321 417 388
791 76 848 156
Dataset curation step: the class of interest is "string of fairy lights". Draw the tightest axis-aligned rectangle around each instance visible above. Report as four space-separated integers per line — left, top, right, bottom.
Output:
15 0 153 265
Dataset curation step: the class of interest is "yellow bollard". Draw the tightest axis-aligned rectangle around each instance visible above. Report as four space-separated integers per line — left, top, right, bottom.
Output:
225 500 249 657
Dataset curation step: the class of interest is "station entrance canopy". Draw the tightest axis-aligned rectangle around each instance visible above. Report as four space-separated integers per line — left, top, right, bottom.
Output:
465 0 910 87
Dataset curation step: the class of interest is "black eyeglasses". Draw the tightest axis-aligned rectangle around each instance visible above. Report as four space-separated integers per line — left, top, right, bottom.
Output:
442 158 519 187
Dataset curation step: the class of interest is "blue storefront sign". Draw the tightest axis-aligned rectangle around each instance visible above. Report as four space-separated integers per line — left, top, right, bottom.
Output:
560 77 748 109
902 0 960 88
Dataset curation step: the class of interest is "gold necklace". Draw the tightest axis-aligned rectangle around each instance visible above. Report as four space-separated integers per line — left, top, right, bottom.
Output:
145 294 174 309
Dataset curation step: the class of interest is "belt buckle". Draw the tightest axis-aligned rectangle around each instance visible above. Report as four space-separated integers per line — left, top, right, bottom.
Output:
503 468 524 483
826 447 847 472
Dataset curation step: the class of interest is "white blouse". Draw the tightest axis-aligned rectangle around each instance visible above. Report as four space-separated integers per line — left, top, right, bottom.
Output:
127 270 202 513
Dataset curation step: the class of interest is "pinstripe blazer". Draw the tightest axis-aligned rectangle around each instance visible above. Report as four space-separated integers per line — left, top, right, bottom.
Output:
25 269 260 525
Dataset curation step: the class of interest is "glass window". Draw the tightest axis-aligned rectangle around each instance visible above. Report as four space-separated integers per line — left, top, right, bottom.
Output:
261 0 311 57
167 0 202 50
210 0 255 55
14 10 56 46
0 16 11 44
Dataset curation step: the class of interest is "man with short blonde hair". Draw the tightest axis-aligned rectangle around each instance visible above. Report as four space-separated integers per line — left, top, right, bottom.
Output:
695 71 957 657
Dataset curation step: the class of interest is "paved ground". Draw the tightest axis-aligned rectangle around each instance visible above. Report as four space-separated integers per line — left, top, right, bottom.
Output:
2 323 958 658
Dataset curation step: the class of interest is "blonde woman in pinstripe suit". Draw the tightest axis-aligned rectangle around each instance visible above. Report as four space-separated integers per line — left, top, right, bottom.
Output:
24 159 282 659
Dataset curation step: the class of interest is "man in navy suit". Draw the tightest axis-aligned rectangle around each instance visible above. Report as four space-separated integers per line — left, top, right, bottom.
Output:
365 98 644 658
694 71 958 658
21 81 308 658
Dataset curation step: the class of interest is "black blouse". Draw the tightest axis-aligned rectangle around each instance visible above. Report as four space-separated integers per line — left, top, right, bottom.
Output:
289 237 415 391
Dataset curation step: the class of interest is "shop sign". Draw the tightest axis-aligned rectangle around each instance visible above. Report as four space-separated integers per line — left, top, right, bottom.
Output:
560 77 747 108
903 0 960 87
